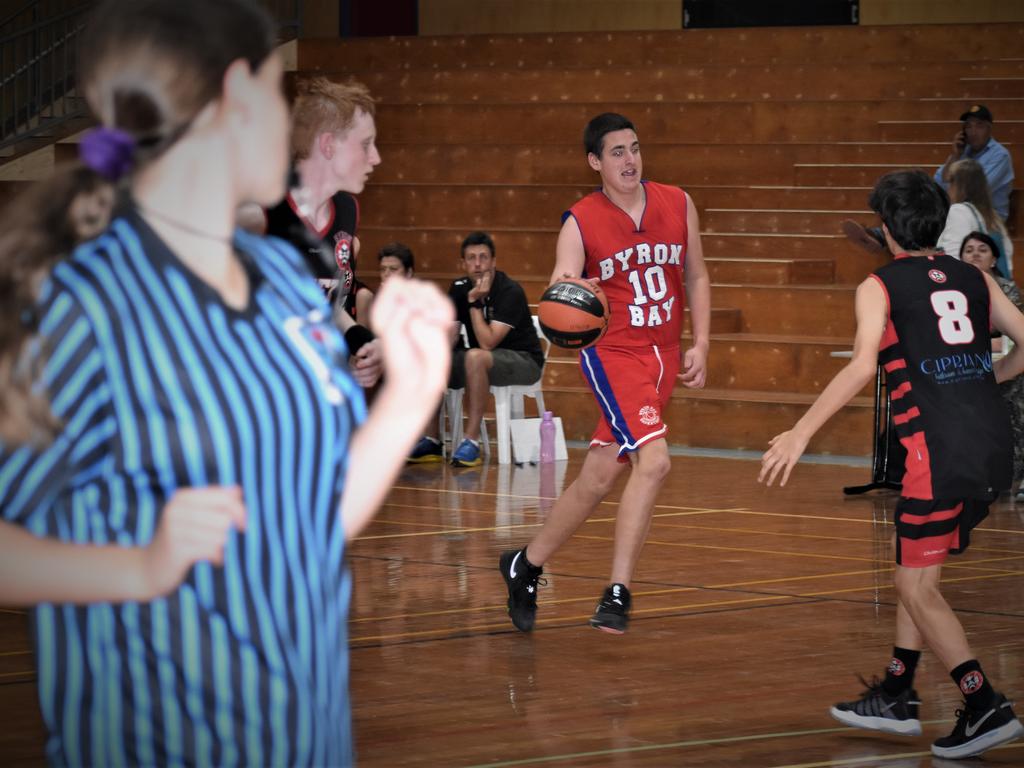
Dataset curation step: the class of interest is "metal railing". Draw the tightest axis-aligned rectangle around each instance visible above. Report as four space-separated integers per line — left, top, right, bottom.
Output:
0 0 304 152
0 0 92 150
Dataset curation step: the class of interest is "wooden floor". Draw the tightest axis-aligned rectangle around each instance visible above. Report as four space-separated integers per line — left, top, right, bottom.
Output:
3 451 1024 766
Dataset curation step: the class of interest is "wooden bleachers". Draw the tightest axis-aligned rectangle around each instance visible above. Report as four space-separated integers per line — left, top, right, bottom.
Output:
294 21 1024 455
297 23 1024 70
4 22 1020 456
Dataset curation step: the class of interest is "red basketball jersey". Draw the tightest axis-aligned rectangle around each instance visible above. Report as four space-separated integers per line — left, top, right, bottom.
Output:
567 180 688 348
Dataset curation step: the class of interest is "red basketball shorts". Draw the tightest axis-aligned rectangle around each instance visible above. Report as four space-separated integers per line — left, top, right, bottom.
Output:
578 344 680 459
894 496 992 568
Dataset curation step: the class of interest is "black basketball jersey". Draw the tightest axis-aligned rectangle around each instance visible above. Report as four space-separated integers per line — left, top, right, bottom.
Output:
873 253 1011 499
265 190 359 295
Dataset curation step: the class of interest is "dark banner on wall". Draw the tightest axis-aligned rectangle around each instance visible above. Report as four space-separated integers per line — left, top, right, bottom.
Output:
341 0 418 36
683 0 859 28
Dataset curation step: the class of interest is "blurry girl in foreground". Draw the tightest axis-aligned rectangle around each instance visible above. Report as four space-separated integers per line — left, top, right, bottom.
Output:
0 0 451 763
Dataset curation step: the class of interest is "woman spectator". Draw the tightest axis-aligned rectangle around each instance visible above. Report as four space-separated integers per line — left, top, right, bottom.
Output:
961 231 1024 498
938 159 1014 276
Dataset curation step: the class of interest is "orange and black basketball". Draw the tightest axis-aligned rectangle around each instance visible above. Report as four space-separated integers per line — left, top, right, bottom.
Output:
538 278 609 349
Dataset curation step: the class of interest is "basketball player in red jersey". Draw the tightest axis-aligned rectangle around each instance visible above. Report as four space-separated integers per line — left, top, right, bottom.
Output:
500 112 711 634
761 170 1024 759
240 77 382 386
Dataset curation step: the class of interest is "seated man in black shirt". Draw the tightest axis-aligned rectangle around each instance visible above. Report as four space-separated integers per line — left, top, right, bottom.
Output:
410 231 544 467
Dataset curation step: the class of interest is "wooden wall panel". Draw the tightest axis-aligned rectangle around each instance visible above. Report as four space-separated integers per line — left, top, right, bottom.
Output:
300 0 339 38
417 0 1024 36
860 0 1024 25
419 0 682 36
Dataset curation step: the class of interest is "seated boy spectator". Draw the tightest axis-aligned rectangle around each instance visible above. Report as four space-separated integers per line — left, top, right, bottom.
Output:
378 241 415 281
409 231 544 467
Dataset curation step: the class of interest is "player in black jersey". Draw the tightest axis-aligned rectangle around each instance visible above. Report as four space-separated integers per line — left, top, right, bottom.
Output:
241 77 382 386
760 170 1024 759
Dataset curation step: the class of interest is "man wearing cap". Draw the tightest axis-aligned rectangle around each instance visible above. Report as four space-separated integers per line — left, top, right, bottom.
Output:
935 104 1014 221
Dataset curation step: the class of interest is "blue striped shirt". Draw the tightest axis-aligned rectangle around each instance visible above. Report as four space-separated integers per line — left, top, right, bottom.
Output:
0 208 366 766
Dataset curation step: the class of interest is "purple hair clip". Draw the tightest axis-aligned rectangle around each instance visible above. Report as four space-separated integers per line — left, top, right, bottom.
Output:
79 127 136 181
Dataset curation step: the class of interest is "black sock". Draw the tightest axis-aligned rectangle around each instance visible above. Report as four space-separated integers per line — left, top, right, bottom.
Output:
882 647 921 696
521 549 542 573
950 660 996 710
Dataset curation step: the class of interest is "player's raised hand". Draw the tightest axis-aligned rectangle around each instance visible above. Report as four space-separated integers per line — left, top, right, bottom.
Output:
143 486 247 598
758 430 809 487
678 345 707 389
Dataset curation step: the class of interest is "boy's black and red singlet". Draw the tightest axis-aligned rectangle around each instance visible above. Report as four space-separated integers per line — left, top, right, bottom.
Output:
872 253 1011 500
265 190 359 288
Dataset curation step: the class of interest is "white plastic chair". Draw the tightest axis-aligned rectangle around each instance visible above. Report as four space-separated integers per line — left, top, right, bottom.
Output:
443 316 550 464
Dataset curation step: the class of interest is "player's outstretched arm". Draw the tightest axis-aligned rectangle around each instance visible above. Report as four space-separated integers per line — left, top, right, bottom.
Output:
340 277 454 539
0 487 246 605
680 192 710 389
759 277 887 487
987 271 1024 383
549 216 586 285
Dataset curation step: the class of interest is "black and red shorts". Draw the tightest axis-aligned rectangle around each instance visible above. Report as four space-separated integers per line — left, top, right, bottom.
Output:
894 496 993 568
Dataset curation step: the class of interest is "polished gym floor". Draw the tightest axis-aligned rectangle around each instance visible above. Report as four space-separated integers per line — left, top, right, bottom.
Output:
2 451 1023 766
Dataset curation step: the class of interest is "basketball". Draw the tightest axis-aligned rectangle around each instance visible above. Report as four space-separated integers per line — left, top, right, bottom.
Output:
537 278 609 349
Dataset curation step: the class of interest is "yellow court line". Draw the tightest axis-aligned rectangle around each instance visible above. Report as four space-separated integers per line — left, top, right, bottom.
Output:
730 507 1024 536
364 516 471 530
578 533 1024 567
621 570 1023 620
650 519 1024 556
355 507 747 541
355 522 542 541
350 567 888 625
381 501 542 517
394 485 1024 536
382 498 753 519
390 485 751 516
385 491 1024 540
366 505 1024 557
349 549 1023 626
463 719 959 768
770 741 1024 768
575 533 876 563
0 671 33 680
945 562 1024 574
651 520 889 545
350 569 1024 643
351 619 518 643
0 649 31 657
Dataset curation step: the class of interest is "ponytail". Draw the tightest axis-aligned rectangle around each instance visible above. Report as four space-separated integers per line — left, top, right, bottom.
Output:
0 163 114 444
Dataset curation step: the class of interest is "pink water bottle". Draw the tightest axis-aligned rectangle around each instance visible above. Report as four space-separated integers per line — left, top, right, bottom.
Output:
539 411 555 463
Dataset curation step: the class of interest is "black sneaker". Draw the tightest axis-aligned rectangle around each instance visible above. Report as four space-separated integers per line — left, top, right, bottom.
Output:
931 694 1024 759
830 676 922 736
407 436 443 464
589 583 631 634
499 549 545 632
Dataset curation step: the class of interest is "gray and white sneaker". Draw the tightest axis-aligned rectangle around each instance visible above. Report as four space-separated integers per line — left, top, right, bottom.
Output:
830 677 922 736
